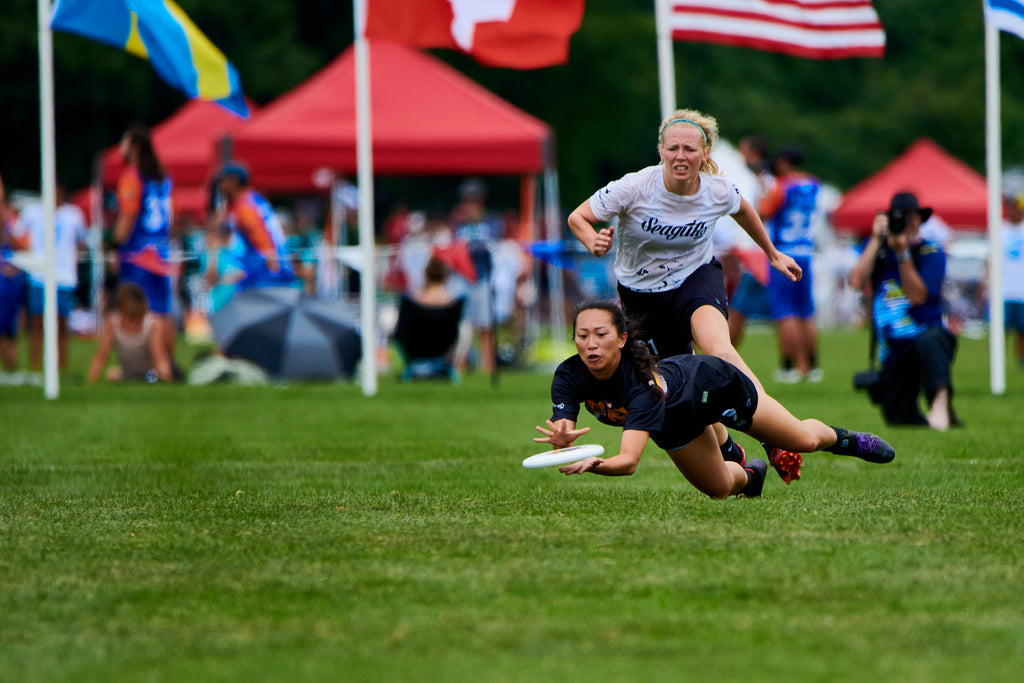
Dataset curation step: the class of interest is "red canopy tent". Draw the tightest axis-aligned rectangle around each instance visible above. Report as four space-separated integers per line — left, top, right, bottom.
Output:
96 99 255 219
222 41 554 194
831 138 988 236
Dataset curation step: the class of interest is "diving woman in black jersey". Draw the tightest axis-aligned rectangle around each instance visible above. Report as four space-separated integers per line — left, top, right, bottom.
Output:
534 301 894 498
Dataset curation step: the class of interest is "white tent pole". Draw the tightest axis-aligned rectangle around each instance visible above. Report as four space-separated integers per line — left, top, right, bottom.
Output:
985 20 1005 395
354 0 377 396
38 0 59 399
654 0 676 120
543 167 566 343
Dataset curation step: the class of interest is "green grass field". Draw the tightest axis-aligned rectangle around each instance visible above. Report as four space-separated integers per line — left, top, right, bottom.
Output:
2 327 1023 682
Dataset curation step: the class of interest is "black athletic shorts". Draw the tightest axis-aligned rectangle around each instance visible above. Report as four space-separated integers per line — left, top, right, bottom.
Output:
652 355 759 451
617 258 729 359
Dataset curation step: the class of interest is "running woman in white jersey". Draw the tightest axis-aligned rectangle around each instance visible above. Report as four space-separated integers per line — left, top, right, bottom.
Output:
568 108 799 374
567 108 803 483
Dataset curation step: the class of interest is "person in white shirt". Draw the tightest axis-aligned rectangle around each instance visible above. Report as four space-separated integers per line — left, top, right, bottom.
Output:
19 182 88 371
1001 192 1024 367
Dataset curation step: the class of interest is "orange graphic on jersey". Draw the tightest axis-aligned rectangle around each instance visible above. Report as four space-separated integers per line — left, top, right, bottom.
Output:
584 399 628 425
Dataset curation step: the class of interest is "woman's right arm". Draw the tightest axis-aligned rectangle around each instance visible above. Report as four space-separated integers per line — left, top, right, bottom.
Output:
567 199 615 257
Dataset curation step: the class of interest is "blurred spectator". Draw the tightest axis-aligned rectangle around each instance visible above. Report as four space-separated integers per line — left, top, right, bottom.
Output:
203 223 247 315
20 181 88 372
400 210 453 296
450 178 503 375
0 177 29 371
393 257 465 383
415 256 456 308
114 123 176 363
286 208 323 295
759 144 822 383
738 134 774 194
1001 192 1024 367
383 202 412 245
87 282 173 383
849 192 960 430
216 163 296 292
728 134 774 346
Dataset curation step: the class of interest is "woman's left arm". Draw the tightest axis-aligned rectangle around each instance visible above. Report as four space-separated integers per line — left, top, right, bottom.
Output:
732 197 801 282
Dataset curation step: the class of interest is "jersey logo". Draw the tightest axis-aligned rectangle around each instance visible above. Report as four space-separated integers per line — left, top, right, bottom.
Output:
584 399 628 425
640 215 709 241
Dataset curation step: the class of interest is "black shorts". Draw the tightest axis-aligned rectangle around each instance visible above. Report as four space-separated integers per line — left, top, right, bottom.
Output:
652 355 759 451
617 258 729 359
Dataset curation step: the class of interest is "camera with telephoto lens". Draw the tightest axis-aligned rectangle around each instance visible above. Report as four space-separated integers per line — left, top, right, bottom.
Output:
887 208 907 235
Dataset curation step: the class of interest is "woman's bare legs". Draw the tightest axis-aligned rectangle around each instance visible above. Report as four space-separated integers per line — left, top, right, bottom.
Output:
666 426 760 498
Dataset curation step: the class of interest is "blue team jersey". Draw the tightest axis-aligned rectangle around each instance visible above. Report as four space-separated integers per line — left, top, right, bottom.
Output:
767 176 819 257
226 189 295 288
118 170 172 258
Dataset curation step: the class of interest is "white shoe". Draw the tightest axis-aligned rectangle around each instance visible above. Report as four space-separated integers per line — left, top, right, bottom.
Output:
773 368 803 384
806 368 824 383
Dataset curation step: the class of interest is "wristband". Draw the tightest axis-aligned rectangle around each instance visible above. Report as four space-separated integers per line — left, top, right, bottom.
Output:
895 250 910 262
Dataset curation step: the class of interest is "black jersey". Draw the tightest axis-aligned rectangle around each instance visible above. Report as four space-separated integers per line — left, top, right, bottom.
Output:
550 354 758 450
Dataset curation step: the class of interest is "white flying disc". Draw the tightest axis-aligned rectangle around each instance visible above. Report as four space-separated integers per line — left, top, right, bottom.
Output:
522 444 605 469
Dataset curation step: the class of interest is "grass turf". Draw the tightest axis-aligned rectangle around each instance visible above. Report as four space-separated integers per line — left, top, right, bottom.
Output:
1 328 1023 682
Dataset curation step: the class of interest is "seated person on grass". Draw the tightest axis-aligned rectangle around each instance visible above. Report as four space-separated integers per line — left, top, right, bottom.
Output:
87 282 173 383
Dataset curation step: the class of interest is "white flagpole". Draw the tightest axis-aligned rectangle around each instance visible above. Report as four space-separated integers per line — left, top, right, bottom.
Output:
985 20 1006 395
354 0 377 396
38 0 59 399
655 0 676 120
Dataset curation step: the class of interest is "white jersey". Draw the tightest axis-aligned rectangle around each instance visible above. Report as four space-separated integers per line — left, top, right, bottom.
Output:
21 202 88 288
1002 219 1024 302
589 166 742 292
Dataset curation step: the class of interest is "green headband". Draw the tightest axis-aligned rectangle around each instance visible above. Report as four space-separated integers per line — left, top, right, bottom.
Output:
660 118 707 144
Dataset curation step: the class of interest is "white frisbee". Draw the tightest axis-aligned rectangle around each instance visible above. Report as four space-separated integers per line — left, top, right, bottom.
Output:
522 444 605 469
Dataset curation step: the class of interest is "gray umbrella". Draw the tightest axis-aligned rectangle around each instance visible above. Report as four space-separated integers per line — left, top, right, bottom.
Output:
209 287 361 379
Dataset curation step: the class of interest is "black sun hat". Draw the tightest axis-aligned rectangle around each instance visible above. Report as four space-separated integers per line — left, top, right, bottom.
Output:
888 192 933 222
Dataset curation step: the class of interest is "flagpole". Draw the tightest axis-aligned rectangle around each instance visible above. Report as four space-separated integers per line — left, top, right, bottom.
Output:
38 0 59 399
354 0 377 396
654 0 676 119
985 20 1005 395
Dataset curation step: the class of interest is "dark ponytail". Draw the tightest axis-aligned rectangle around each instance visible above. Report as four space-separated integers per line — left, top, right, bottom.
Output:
124 124 165 182
571 301 665 401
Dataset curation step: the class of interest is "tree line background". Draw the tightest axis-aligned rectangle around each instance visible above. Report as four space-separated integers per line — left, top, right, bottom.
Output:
2 0 1023 217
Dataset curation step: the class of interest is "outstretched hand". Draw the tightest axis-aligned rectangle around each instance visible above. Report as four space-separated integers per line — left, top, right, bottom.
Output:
534 419 590 450
770 251 802 282
558 457 603 475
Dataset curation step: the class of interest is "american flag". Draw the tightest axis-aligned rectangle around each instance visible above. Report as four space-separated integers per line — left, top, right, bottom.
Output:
667 0 885 59
985 0 1024 41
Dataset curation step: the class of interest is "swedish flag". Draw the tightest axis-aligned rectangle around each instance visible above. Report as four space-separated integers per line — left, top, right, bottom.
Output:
51 0 248 117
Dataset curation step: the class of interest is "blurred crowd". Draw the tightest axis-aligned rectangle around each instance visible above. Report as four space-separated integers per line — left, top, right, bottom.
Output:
0 124 1015 392
0 125 539 384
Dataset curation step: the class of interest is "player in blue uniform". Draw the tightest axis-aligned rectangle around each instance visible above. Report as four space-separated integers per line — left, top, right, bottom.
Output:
760 145 821 382
533 302 894 498
114 124 176 362
215 164 296 291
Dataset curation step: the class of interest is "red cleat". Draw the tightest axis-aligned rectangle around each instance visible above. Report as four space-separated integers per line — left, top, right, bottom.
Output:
767 448 802 485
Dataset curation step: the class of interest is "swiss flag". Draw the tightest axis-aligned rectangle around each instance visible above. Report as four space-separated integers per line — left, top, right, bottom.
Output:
363 0 584 69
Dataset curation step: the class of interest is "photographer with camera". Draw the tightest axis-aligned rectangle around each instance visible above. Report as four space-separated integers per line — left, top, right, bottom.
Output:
848 192 960 430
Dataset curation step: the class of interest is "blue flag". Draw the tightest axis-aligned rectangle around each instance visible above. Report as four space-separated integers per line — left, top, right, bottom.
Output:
51 0 248 117
986 0 1024 41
